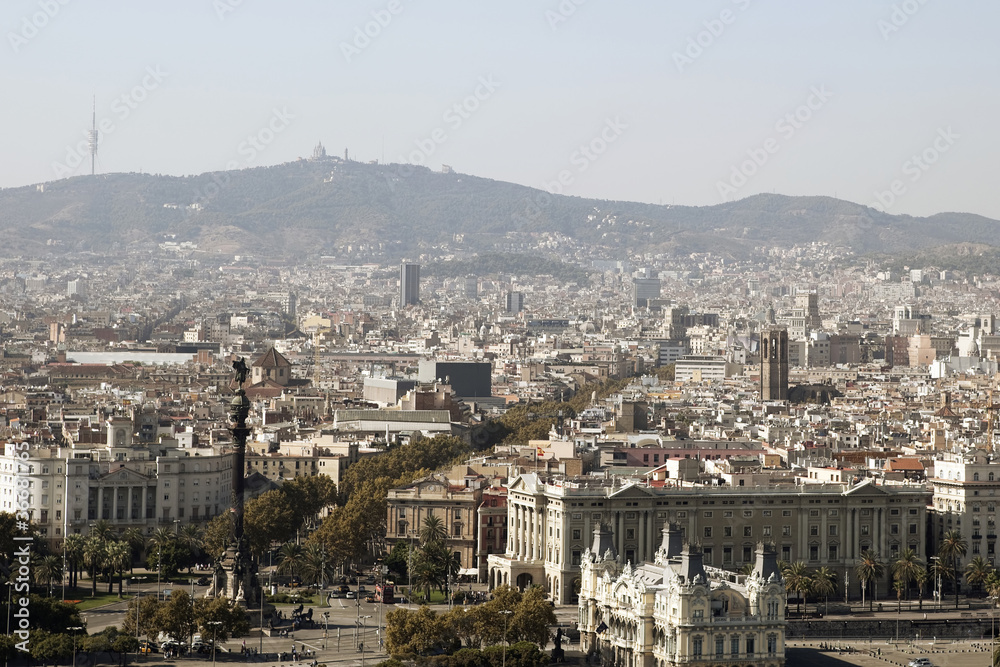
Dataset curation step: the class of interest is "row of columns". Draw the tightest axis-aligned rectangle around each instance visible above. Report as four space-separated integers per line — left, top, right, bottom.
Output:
96 486 150 520
513 504 543 561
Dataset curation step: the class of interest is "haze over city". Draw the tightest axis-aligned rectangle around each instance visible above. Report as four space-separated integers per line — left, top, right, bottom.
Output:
2 0 999 218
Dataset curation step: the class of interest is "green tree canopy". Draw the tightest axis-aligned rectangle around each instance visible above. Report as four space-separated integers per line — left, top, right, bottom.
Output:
244 489 297 557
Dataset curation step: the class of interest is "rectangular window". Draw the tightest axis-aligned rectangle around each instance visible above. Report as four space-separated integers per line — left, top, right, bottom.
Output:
704 527 713 538
693 638 703 658
743 546 752 562
829 544 838 560
724 526 732 537
809 545 819 560
716 637 725 658
744 526 752 537
783 526 791 537
763 525 772 537
572 529 581 540
829 525 838 536
723 547 733 564
810 525 819 536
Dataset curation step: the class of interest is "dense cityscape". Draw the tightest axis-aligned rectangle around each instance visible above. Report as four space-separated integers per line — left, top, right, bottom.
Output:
4 3 1000 667
4 226 1000 666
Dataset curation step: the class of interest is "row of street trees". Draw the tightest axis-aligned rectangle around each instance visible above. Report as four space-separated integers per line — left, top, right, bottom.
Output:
850 531 980 611
385 585 556 657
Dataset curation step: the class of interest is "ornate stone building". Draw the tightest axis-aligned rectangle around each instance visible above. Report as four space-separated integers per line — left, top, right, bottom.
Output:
578 524 786 667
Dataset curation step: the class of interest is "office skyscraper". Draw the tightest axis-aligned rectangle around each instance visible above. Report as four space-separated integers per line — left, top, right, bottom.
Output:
400 262 420 306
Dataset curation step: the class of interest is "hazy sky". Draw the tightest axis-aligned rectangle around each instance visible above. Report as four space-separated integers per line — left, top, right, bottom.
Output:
2 0 997 218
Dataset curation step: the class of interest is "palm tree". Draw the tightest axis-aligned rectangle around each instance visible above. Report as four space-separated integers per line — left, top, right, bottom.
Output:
148 527 177 586
65 533 85 591
420 515 447 546
738 563 755 576
34 554 63 597
121 527 146 569
965 555 993 598
83 535 107 597
299 543 335 588
856 550 885 611
782 562 812 615
276 542 303 578
177 524 204 573
894 577 906 612
812 567 838 615
90 519 116 542
939 530 969 608
914 568 930 611
106 541 132 597
891 548 923 600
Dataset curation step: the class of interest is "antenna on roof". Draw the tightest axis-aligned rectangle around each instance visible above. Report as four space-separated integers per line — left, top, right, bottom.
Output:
88 96 99 176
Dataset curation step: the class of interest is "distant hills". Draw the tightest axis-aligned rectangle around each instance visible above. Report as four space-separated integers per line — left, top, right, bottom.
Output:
2 159 998 260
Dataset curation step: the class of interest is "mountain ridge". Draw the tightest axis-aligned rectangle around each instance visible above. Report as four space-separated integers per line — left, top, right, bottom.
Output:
2 160 997 259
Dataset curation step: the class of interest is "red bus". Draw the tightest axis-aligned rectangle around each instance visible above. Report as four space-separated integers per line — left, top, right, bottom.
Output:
374 583 395 603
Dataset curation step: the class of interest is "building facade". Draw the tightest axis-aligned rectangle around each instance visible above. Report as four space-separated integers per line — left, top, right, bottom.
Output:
1 418 235 549
386 471 483 572
487 473 927 605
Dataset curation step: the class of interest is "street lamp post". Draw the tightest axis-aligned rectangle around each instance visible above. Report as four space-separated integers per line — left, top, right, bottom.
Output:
500 610 513 667
360 615 372 667
930 556 941 612
323 612 330 650
68 626 84 667
208 621 222 667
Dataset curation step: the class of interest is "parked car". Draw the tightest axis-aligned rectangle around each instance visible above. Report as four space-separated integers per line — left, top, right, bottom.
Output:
161 641 186 654
138 641 157 654
195 576 210 586
909 660 933 667
346 591 357 599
